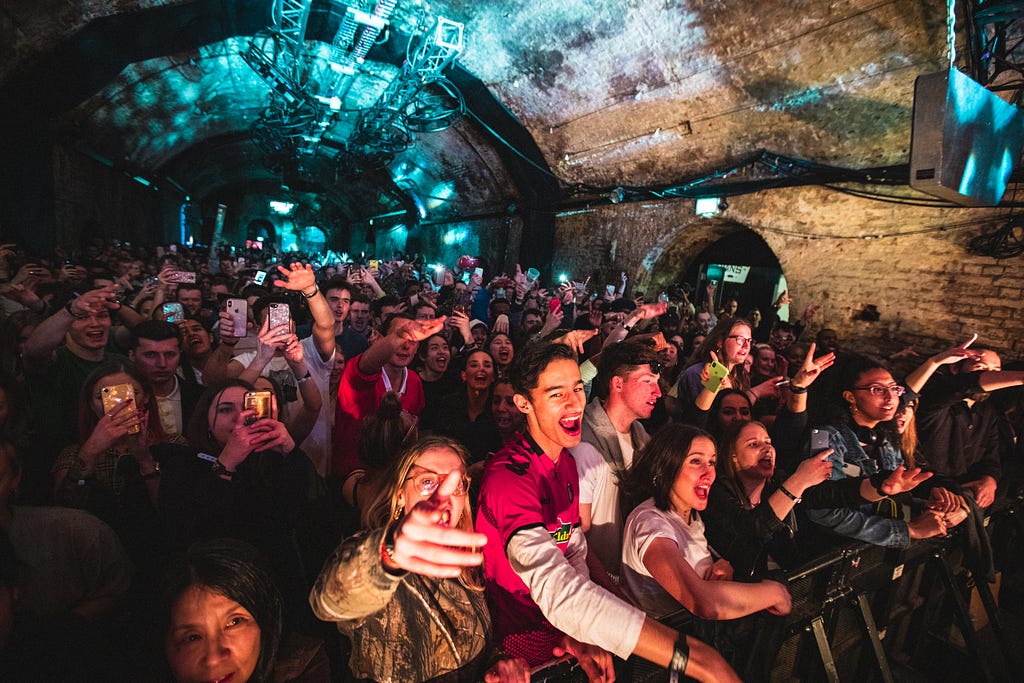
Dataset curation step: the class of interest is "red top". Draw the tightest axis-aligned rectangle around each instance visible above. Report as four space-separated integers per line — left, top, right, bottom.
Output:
332 354 424 476
476 432 581 663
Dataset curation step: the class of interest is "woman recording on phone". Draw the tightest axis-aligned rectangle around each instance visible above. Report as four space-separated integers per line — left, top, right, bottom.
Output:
158 378 326 631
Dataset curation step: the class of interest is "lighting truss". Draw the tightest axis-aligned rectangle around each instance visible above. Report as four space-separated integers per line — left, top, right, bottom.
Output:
241 0 465 178
965 1 1024 102
343 16 465 165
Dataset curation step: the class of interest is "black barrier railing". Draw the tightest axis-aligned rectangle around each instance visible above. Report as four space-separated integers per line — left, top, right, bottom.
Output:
528 528 1019 682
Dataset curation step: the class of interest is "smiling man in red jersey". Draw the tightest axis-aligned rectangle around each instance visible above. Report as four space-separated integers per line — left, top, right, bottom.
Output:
477 342 738 683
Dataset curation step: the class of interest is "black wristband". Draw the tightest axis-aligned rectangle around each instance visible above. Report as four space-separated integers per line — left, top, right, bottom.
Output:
778 484 802 503
64 300 87 319
210 459 234 479
789 384 808 394
301 285 319 299
870 471 890 498
669 637 690 682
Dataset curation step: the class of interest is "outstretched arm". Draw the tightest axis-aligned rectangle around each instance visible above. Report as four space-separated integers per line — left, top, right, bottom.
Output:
904 335 981 394
274 263 335 362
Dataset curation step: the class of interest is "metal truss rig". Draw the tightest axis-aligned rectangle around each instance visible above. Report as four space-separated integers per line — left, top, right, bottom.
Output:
241 0 465 176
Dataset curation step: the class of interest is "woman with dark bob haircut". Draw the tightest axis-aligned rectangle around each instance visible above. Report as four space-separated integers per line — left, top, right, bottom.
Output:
161 538 282 683
619 423 792 622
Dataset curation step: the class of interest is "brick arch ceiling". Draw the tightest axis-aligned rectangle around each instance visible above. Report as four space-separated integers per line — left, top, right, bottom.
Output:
1 0 951 235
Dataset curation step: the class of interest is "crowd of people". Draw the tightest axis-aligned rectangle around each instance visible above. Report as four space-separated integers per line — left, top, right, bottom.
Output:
0 237 1022 682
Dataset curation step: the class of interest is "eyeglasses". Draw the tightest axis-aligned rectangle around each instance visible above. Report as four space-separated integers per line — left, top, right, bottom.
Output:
852 385 906 398
404 470 469 497
726 335 754 347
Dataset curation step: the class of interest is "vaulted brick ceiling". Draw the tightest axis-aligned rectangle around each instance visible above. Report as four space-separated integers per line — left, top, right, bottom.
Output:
0 0 952 223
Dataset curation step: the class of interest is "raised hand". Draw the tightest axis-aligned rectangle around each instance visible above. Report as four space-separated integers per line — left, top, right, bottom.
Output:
493 314 511 335
791 450 833 490
513 263 527 287
281 333 304 365
394 316 447 344
248 418 295 454
879 466 933 496
83 399 141 456
791 342 836 388
700 351 733 391
553 329 599 355
274 262 317 294
749 375 785 401
387 470 487 577
218 410 261 470
930 333 983 366
68 286 121 316
635 302 669 320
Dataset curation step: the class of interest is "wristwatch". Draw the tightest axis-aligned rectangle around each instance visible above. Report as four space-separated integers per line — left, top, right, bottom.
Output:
210 458 234 479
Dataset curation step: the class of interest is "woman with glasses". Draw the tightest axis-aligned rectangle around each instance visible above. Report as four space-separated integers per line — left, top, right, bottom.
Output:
310 436 529 683
804 355 963 547
672 317 783 415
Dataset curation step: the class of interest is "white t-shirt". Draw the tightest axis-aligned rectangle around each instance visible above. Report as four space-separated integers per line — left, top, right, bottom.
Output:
620 498 714 618
571 431 635 577
234 335 335 476
155 376 183 438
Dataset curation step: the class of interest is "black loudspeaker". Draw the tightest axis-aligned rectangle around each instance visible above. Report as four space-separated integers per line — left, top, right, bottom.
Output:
909 69 1024 206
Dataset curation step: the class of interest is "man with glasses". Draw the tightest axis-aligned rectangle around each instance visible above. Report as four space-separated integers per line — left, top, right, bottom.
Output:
571 341 661 582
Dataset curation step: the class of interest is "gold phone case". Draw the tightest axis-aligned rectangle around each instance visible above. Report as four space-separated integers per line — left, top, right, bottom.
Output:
101 383 141 434
244 390 273 421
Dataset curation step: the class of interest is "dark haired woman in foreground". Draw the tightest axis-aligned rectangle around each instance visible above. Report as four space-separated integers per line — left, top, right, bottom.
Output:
161 538 327 683
620 423 792 621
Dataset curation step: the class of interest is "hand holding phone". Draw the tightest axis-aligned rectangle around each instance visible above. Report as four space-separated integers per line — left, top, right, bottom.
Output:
268 302 291 332
701 352 729 393
162 302 185 323
101 384 141 435
226 298 248 338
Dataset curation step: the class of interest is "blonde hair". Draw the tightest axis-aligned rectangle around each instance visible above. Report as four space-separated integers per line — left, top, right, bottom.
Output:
362 435 482 588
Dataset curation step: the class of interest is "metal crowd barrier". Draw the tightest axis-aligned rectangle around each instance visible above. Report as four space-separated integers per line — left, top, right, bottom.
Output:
529 518 1022 682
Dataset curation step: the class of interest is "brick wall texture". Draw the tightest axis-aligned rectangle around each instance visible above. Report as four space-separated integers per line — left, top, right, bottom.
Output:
551 185 1023 360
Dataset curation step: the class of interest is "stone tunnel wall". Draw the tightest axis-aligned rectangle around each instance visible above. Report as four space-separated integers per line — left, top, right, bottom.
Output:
551 185 1024 362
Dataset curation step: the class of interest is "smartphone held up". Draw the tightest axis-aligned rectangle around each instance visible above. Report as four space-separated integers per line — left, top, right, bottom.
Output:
101 384 141 434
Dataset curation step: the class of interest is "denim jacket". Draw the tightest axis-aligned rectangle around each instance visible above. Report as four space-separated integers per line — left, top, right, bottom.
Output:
805 422 910 548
